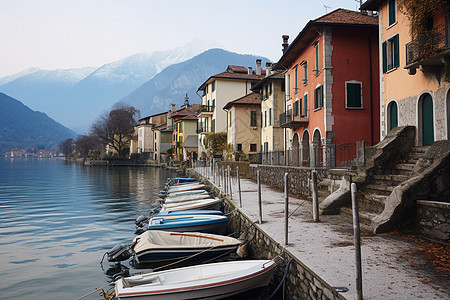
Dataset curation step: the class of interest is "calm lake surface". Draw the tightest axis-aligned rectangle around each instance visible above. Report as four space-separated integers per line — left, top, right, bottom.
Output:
0 158 175 299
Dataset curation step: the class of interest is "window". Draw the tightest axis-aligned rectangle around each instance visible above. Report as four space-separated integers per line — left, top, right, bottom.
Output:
212 80 216 92
237 144 242 152
382 34 399 73
303 94 308 116
314 85 323 109
211 119 215 132
264 142 269 153
314 43 319 75
212 99 215 107
250 111 257 126
264 111 267 127
250 144 257 152
294 66 298 91
303 61 308 84
346 82 363 108
269 108 272 125
388 0 396 26
293 100 299 116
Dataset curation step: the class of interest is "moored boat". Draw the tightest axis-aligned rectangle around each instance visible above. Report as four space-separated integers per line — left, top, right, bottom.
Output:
132 230 241 264
160 198 222 212
147 213 228 234
115 259 277 299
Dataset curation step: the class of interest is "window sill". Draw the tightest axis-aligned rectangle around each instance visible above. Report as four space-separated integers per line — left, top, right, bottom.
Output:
313 106 323 112
345 106 364 110
386 21 397 31
385 67 398 74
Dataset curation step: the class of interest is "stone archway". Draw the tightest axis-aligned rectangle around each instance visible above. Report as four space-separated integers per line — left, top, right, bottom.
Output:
388 101 398 132
301 130 310 167
312 130 323 167
292 132 300 166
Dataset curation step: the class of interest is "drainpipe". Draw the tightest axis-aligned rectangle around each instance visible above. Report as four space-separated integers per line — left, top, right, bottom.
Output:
369 33 374 146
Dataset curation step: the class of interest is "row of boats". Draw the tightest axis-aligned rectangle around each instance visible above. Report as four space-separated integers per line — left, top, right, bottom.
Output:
104 177 277 299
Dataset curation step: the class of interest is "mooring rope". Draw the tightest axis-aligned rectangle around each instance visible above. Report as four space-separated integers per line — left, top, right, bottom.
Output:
76 283 113 300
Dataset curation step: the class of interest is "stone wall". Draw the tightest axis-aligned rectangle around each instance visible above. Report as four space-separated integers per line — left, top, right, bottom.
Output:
416 200 450 243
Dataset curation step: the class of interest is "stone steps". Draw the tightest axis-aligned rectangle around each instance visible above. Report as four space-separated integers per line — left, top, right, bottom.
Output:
372 174 409 186
358 193 387 214
362 184 393 196
340 207 378 228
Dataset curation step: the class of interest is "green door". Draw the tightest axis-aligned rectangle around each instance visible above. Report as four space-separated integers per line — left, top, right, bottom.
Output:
389 102 398 130
422 94 434 146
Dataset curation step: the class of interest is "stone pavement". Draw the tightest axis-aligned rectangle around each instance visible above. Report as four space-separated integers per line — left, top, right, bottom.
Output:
199 169 449 300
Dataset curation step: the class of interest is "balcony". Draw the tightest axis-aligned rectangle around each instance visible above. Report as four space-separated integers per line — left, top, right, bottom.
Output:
197 105 214 117
405 21 450 70
280 109 308 128
197 125 212 134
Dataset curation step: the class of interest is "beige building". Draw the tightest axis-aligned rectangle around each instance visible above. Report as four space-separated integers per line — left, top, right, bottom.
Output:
251 66 286 152
196 61 266 158
361 0 450 145
223 92 261 156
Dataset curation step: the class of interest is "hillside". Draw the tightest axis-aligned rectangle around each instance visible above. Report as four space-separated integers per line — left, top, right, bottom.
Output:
0 92 76 154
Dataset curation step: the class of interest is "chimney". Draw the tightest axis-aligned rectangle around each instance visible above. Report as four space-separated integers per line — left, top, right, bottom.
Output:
256 59 262 76
248 67 253 75
265 62 273 77
184 93 189 107
282 35 289 54
171 104 176 112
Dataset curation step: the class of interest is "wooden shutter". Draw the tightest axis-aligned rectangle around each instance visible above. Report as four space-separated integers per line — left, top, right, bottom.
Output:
393 35 399 68
382 41 387 73
347 83 362 108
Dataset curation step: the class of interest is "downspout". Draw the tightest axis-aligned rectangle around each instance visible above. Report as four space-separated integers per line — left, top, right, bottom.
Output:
369 32 374 146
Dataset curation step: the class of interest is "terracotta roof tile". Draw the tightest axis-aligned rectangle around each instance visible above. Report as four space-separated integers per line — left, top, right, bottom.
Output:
223 92 261 110
171 104 200 118
312 8 378 26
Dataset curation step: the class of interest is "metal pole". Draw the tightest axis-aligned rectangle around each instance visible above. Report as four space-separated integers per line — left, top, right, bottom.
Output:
237 167 242 207
312 170 319 222
228 165 232 198
284 172 289 245
257 169 262 224
351 183 363 300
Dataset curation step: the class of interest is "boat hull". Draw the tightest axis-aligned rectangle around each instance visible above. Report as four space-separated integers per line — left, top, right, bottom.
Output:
147 215 228 235
115 260 277 300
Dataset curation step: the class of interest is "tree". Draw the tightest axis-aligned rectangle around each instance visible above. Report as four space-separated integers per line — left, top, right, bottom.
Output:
204 132 228 158
58 138 73 156
90 104 139 158
74 135 102 158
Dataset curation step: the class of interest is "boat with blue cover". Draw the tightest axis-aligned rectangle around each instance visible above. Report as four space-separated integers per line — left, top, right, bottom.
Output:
147 213 228 235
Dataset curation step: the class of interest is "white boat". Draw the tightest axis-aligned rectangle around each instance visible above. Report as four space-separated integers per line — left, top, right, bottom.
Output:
166 183 205 193
160 198 222 212
163 189 209 198
115 259 277 299
132 230 241 264
163 193 211 204
146 213 229 235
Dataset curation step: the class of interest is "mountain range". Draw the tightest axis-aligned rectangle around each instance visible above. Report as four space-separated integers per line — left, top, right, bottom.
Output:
0 41 270 153
0 92 76 154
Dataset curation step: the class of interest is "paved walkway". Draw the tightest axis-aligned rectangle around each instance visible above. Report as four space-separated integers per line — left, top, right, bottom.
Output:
197 168 449 300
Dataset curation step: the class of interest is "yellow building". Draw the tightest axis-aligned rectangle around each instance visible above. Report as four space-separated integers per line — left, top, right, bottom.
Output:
223 92 261 157
361 0 450 145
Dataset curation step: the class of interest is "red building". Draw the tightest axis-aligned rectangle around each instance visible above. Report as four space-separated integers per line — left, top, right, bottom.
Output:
275 9 380 167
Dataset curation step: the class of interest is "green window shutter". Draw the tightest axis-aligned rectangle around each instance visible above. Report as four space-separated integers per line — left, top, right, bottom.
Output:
299 99 303 116
211 119 215 132
393 35 399 68
294 67 298 90
347 83 362 108
304 94 308 116
319 86 323 107
388 0 396 26
315 44 319 71
382 41 387 73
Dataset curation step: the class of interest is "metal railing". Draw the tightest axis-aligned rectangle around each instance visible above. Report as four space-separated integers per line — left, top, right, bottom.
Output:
406 21 450 66
197 105 215 113
280 109 308 127
258 142 365 169
197 125 212 134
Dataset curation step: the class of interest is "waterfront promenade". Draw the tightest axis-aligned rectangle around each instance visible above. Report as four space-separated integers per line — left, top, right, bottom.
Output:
195 167 449 300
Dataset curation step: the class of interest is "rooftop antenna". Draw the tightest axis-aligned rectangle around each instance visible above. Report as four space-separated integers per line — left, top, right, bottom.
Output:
324 5 331 13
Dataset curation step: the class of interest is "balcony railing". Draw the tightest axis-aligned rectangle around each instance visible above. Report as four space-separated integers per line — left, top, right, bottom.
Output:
197 105 215 115
280 109 308 128
406 21 450 66
197 125 212 134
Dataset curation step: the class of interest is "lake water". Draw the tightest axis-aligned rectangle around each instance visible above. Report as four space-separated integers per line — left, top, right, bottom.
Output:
0 158 175 299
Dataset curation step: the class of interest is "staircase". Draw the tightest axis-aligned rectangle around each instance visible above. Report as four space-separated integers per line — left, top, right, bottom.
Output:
340 146 429 230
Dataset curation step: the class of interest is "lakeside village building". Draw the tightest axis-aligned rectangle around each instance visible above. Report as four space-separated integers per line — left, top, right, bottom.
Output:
132 5 449 165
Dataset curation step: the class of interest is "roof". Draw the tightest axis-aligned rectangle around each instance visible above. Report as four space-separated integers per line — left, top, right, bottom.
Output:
182 135 199 148
177 114 198 121
360 0 383 11
170 104 200 118
223 92 261 110
138 111 167 122
197 65 265 91
274 9 378 70
251 71 285 91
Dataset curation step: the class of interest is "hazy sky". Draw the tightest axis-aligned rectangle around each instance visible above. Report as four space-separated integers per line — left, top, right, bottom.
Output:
0 0 365 78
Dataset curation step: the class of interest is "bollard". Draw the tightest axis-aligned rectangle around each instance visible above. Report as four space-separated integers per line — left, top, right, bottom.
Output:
284 172 289 245
351 183 363 300
312 170 319 222
237 167 242 208
228 165 232 198
257 169 262 224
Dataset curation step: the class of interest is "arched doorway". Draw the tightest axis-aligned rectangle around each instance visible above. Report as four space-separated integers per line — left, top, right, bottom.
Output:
419 93 434 146
301 130 310 167
388 101 398 131
312 130 322 167
292 132 300 166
